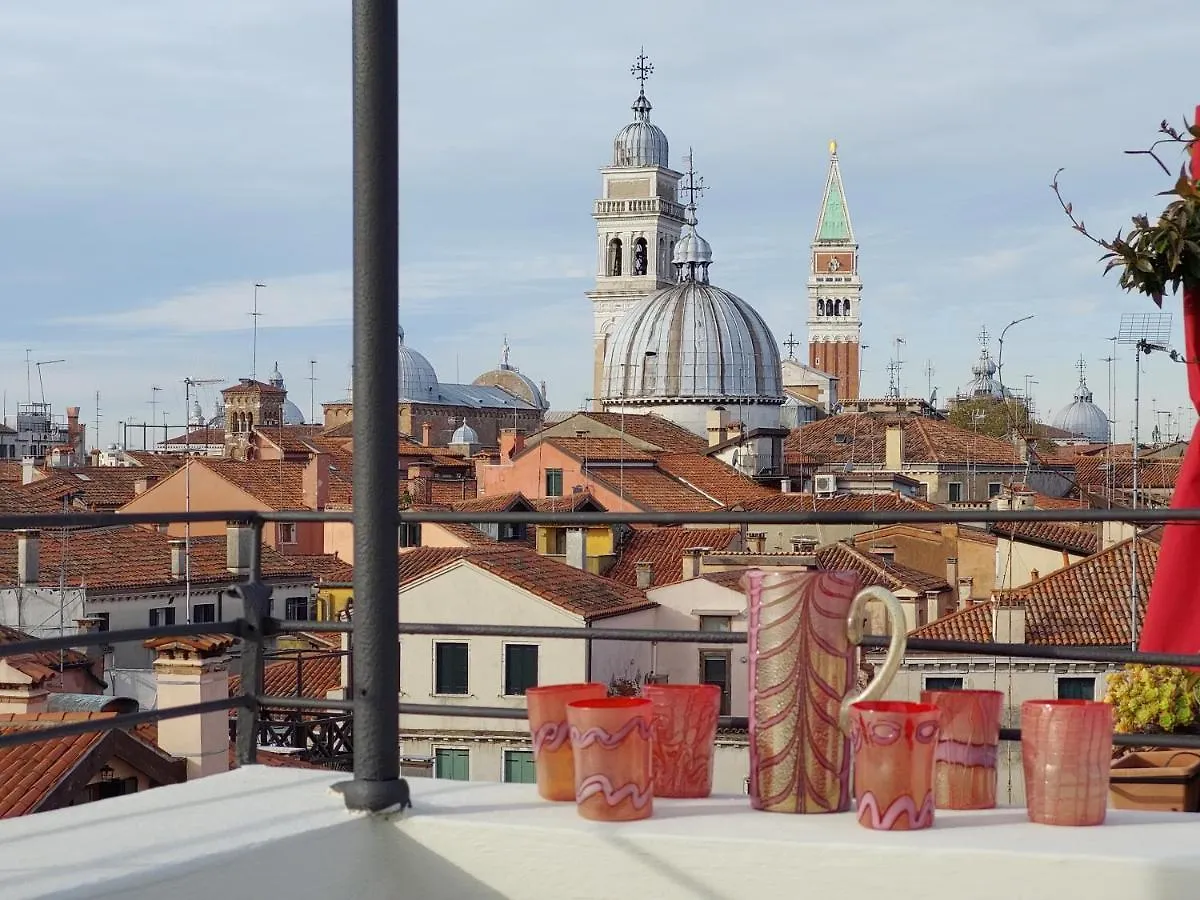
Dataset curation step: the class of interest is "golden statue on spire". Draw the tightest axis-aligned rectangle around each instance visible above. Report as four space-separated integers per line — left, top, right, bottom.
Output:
829 139 838 155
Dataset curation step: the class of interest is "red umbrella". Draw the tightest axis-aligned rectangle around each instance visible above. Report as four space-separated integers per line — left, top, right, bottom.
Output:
1138 105 1200 655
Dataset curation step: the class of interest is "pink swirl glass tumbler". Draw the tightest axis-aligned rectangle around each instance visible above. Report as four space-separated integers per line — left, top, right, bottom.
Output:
1021 700 1112 826
566 697 654 822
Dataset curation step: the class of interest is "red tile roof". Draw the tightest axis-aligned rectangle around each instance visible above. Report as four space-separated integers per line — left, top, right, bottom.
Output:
588 466 721 512
606 527 742 589
230 651 343 702
530 491 607 513
552 412 709 453
196 458 309 510
785 415 1038 467
160 428 226 446
816 542 950 595
543 437 658 462
0 625 99 687
732 491 938 513
1075 456 1181 491
912 536 1161 646
450 492 533 513
991 521 1099 556
653 453 777 506
0 527 311 593
295 554 354 583
16 467 168 511
397 545 653 620
222 379 284 395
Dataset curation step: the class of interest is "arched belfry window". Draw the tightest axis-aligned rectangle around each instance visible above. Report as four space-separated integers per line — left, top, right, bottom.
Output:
844 299 851 317
608 238 623 276
817 299 825 316
633 238 648 276
834 299 842 316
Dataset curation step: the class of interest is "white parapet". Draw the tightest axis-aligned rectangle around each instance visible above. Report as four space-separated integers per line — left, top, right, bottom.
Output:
0 768 1198 899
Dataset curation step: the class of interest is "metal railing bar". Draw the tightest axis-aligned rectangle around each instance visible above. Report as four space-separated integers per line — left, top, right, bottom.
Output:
0 695 247 751
271 620 353 635
0 510 270 530
862 635 1200 668
259 695 354 712
394 622 748 644
0 621 244 659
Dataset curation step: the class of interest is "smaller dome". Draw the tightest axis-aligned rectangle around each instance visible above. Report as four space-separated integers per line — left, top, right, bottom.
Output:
451 418 479 445
1051 374 1110 443
398 327 439 400
672 220 712 267
613 91 669 168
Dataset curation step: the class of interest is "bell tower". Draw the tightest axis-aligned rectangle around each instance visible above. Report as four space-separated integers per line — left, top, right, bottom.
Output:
806 141 863 400
586 50 686 406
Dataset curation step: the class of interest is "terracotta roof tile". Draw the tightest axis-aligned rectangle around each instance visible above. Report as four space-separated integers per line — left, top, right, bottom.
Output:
222 379 284 395
816 542 950 595
120 453 187 475
732 491 938 513
0 527 310 593
16 467 172 512
653 453 777 506
196 458 309 510
560 412 709 452
530 491 607 513
991 521 1099 556
0 625 97 687
543 437 657 462
397 545 653 620
606 527 742 589
229 651 343 701
587 467 721 512
160 428 226 446
785 415 1044 467
912 536 1160 646
450 492 533 513
295 554 354 583
143 635 236 654
1075 456 1180 491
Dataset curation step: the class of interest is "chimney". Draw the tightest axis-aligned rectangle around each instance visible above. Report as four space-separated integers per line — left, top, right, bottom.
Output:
873 544 897 563
1012 489 1035 510
1012 434 1030 464
635 561 653 590
74 617 107 674
148 636 234 779
16 530 39 586
169 539 187 579
780 477 792 494
945 557 959 592
884 424 904 471
565 528 586 570
303 452 331 510
790 535 819 555
924 590 942 626
957 576 974 607
133 474 159 495
226 523 255 575
991 599 1027 645
421 422 432 447
20 457 36 485
706 407 730 447
682 547 706 580
1029 568 1040 582
499 429 525 463
66 407 81 451
746 531 767 554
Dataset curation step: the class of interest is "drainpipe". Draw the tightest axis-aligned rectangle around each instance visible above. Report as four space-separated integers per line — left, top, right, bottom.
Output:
584 620 592 682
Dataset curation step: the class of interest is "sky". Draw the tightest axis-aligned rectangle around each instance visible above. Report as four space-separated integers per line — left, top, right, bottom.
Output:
2 1 1199 448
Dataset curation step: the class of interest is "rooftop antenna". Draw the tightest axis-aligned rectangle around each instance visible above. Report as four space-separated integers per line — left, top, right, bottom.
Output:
149 385 163 436
182 376 222 625
250 282 267 380
94 390 101 457
1101 342 1119 508
923 359 935 403
893 337 905 396
24 350 32 404
308 359 318 426
35 359 65 405
1116 310 1173 650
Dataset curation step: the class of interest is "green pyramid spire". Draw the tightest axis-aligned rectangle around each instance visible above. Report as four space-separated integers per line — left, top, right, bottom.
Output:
814 142 855 244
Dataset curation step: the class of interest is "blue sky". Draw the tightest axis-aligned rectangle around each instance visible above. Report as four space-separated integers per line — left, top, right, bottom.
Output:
2 1 1199 447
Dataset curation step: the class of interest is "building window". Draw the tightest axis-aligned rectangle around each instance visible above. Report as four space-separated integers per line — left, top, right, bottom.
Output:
924 676 964 692
548 529 567 556
498 523 527 543
285 597 313 621
607 237 623 277
149 607 176 628
277 523 297 544
91 613 110 632
399 522 422 547
988 482 1002 498
699 615 732 633
192 603 216 624
947 482 963 503
85 774 139 803
545 468 563 497
700 650 732 716
1057 677 1096 700
503 644 539 696
503 749 536 784
434 642 469 695
434 748 470 781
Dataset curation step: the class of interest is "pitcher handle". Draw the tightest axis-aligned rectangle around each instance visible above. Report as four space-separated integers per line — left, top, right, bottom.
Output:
838 585 908 734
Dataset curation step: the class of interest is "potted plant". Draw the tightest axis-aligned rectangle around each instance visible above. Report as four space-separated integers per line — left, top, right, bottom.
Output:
1104 665 1200 812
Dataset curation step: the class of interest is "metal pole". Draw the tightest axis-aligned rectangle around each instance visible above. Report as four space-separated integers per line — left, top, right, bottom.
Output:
338 0 405 814
234 520 267 766
1131 342 1142 649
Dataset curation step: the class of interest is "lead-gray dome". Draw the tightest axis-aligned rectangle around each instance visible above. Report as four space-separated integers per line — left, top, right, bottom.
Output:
1051 371 1109 443
398 326 439 401
450 419 479 445
613 91 669 168
269 363 306 425
601 213 782 401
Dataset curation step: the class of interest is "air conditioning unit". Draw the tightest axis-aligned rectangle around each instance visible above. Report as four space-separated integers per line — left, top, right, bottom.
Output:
814 474 838 495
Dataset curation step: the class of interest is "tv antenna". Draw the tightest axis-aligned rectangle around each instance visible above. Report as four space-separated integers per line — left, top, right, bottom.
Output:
35 359 65 405
250 282 267 380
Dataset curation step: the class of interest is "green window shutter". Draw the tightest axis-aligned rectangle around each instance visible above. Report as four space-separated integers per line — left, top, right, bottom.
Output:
504 750 536 784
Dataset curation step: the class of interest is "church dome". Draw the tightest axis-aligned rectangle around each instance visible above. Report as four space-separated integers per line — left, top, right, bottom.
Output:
472 337 549 409
398 326 439 401
601 213 782 401
613 91 668 168
1051 367 1109 443
450 419 480 445
268 362 306 425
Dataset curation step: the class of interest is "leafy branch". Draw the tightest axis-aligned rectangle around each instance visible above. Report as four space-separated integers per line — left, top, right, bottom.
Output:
1051 115 1200 306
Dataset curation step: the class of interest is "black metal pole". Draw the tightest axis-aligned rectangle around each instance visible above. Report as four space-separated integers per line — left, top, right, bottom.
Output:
338 0 404 813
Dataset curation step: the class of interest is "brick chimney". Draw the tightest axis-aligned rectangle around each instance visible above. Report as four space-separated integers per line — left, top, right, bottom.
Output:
147 636 234 779
303 452 330 510
682 547 707 580
706 407 729 447
169 539 187 579
421 422 432 447
635 561 653 589
957 576 974 608
133 474 159 495
499 429 525 463
945 557 959 593
74 617 108 677
16 530 38 586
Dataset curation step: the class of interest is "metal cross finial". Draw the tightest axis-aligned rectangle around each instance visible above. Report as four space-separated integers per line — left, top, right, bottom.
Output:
1076 354 1087 382
631 48 653 90
978 325 990 347
501 334 510 367
681 148 707 210
782 332 799 360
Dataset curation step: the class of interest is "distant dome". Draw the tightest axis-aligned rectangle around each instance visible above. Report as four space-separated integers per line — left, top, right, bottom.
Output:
613 91 668 168
472 337 549 409
1051 369 1109 443
398 326 439 401
268 362 306 425
968 346 1004 399
450 419 480 445
602 213 782 402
